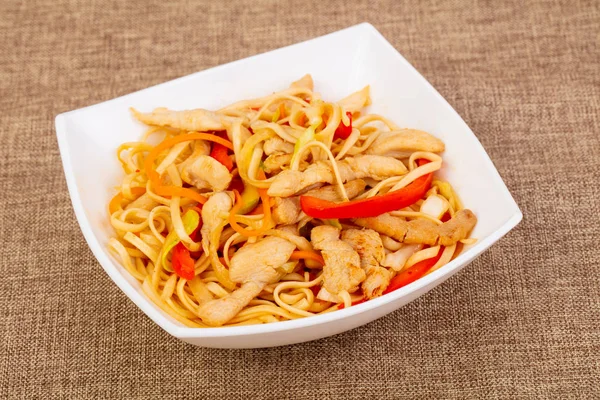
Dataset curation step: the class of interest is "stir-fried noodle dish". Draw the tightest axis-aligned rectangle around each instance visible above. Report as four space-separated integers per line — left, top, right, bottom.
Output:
108 75 477 327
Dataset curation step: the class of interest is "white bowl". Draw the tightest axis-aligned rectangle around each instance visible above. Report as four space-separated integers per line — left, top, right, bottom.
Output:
56 23 522 348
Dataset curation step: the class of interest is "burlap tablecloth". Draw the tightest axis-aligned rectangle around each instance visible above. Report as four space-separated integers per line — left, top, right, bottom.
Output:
2 0 598 398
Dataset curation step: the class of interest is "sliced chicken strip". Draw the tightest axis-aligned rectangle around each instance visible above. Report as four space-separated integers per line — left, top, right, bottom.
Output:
342 229 391 299
272 197 302 226
268 155 407 197
228 236 296 284
272 180 367 225
303 179 366 202
365 129 445 158
200 192 236 291
264 137 294 155
437 210 478 246
337 86 371 113
196 282 262 327
354 209 477 246
196 236 295 326
178 140 211 163
311 226 365 295
176 140 211 174
131 107 240 132
179 155 232 192
263 153 293 174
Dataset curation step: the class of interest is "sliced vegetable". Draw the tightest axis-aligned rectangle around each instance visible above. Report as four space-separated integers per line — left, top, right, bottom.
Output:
383 246 444 294
310 285 320 297
160 209 200 269
271 106 281 123
300 159 433 219
228 177 245 194
337 298 365 310
433 180 462 211
289 250 325 266
237 129 275 188
237 183 261 215
210 133 234 171
381 244 423 271
172 242 195 280
247 203 264 215
420 195 449 219
308 272 320 296
322 219 342 229
334 111 353 140
278 103 286 120
222 178 260 217
290 123 317 167
441 212 451 222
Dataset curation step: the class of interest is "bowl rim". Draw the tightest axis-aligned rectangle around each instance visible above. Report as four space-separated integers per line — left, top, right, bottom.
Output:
55 22 522 339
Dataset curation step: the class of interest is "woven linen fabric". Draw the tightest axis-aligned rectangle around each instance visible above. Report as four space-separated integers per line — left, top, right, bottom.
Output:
1 0 598 398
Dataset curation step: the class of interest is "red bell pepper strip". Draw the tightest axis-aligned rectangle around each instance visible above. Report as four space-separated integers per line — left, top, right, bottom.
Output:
228 177 245 194
334 112 353 140
173 223 202 280
210 133 234 171
300 159 433 219
338 299 366 310
307 273 320 297
172 243 195 280
383 247 444 294
440 212 451 222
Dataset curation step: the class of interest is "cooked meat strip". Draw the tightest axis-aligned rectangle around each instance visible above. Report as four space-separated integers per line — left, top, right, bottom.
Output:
263 153 292 174
179 154 232 192
342 228 391 299
131 107 239 131
200 192 235 291
311 225 365 295
365 129 445 158
354 209 477 246
196 236 295 326
268 155 407 197
263 137 294 155
272 197 302 226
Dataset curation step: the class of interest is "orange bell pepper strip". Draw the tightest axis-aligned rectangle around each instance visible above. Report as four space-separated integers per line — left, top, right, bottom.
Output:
289 250 325 266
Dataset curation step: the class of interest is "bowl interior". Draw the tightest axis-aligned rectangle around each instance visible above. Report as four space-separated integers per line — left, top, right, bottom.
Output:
56 23 521 336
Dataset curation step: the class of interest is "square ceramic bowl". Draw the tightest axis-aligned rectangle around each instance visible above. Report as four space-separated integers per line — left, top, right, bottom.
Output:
56 23 522 348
